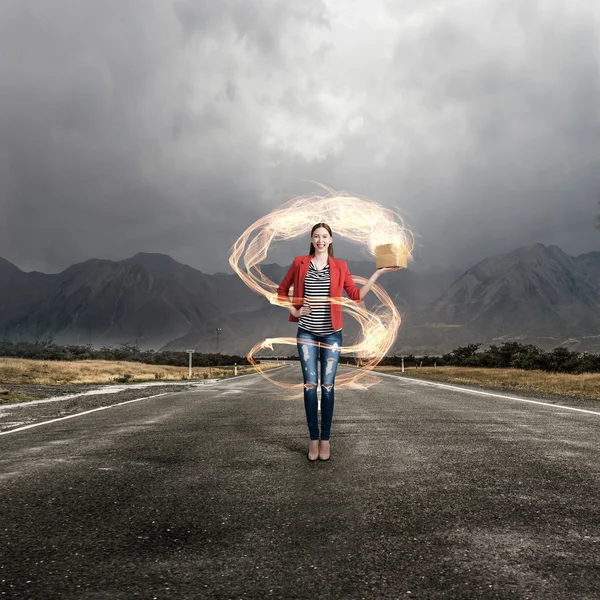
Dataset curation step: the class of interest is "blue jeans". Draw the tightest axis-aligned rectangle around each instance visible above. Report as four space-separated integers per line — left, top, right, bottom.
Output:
296 327 343 441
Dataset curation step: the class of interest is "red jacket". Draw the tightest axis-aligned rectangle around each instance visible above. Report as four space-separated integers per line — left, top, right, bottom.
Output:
277 254 362 330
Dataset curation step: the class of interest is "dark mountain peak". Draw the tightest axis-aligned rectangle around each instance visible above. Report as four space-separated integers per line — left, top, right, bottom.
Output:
505 242 555 260
124 252 200 277
575 250 600 260
573 249 600 270
573 250 600 286
426 242 598 343
513 242 573 268
469 243 573 279
59 257 123 279
130 251 179 262
0 256 23 277
81 257 116 266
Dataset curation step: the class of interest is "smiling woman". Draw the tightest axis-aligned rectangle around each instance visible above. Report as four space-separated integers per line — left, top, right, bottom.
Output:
277 220 401 461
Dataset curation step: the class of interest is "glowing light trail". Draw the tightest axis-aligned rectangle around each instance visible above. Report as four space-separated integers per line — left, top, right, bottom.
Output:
228 184 414 397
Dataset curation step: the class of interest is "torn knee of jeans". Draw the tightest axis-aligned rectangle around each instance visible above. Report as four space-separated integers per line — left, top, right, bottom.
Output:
304 382 316 389
322 383 333 392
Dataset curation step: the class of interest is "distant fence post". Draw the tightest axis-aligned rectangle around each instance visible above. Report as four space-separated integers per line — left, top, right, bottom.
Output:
186 349 196 379
401 357 404 373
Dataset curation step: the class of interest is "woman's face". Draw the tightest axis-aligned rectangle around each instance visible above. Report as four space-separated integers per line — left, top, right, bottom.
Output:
311 227 332 253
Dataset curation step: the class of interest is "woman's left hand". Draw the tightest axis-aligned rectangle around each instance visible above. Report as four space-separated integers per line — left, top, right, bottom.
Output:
376 266 402 275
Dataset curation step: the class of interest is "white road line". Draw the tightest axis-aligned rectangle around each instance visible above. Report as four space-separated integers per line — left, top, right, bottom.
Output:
0 365 286 410
0 366 290 437
373 370 600 416
0 392 171 437
0 381 216 410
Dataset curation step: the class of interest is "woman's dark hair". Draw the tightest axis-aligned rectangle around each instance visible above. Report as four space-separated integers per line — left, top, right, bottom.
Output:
308 222 334 256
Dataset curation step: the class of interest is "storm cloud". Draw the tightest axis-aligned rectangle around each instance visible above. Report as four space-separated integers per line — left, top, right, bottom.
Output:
1 0 598 275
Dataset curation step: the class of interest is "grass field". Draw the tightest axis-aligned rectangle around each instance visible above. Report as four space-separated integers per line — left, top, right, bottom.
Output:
0 357 281 386
372 365 600 400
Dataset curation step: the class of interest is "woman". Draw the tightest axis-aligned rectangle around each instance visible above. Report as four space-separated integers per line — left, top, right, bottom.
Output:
277 223 399 462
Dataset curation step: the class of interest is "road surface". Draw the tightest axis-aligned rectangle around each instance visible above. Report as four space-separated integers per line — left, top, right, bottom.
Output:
1 366 598 599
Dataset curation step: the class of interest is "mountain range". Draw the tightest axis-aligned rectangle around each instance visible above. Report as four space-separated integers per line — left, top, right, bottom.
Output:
0 243 598 355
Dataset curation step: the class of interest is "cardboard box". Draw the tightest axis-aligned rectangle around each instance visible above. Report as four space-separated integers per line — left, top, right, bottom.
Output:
375 243 408 269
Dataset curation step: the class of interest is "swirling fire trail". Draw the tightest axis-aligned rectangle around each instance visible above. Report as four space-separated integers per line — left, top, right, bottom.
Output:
228 184 414 397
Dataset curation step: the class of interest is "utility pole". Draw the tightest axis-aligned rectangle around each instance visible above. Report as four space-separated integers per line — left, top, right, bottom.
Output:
186 349 195 379
216 327 222 353
401 357 404 373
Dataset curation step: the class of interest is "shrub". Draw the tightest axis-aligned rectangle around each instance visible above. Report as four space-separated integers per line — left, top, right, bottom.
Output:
114 373 133 383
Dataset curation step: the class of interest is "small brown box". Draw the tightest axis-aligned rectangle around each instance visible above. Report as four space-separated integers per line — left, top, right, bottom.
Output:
375 243 408 269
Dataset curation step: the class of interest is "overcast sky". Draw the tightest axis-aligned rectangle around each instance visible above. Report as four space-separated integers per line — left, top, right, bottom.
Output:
1 0 599 275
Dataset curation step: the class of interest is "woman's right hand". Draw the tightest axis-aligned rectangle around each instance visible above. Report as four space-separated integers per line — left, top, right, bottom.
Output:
292 304 312 318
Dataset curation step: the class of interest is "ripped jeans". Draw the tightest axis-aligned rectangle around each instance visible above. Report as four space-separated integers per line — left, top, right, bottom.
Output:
296 327 343 441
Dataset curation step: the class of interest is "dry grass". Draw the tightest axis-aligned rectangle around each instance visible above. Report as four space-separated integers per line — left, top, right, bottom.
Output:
3 358 596 402
372 365 600 400
0 357 281 386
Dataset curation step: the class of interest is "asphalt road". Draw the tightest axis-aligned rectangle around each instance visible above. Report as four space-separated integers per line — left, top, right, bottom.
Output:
1 366 599 600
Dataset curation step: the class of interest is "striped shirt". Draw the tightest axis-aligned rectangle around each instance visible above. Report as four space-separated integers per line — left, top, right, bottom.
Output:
298 261 342 335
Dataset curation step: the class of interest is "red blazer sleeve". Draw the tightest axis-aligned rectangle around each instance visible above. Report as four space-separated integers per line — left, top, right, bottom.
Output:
276 257 297 305
342 261 362 302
